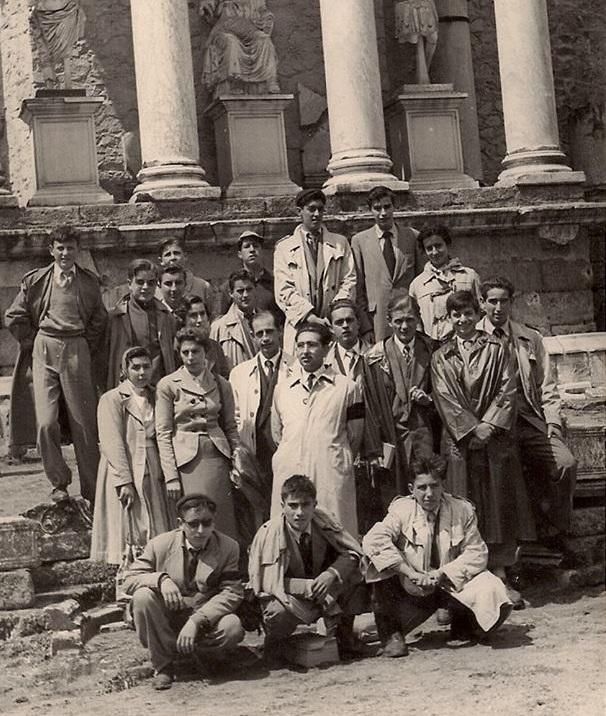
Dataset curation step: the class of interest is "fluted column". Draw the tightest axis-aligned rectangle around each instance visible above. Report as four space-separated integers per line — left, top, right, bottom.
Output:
494 0 583 185
319 0 408 193
130 0 219 201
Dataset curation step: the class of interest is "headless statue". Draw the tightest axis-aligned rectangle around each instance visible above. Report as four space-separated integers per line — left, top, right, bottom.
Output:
33 0 86 89
200 0 280 98
394 0 439 85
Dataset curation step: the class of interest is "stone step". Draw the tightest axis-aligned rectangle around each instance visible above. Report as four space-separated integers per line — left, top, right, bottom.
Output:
31 559 118 591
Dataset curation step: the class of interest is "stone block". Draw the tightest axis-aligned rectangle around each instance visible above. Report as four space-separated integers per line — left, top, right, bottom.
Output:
0 516 41 571
49 630 82 655
541 290 594 327
540 259 593 292
569 507 606 537
43 599 81 631
31 559 118 590
562 535 606 568
0 569 35 610
553 351 591 385
283 634 340 668
21 499 92 563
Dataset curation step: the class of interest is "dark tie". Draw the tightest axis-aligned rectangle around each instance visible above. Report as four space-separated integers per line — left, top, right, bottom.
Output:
382 231 396 278
59 271 73 288
265 359 275 380
347 351 357 374
493 327 505 339
307 234 319 265
187 547 199 585
299 532 313 577
307 372 316 392
426 512 440 570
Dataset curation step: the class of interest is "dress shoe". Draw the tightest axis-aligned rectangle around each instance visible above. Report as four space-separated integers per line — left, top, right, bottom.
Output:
50 487 70 503
152 668 174 690
436 608 452 626
381 632 408 658
505 584 525 610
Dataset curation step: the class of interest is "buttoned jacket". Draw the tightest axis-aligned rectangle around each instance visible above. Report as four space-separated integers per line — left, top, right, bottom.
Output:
229 351 293 452
210 303 255 372
351 224 417 339
274 224 356 352
123 528 243 627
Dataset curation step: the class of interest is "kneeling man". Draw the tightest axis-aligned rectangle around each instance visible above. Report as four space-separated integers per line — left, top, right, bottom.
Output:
363 455 512 657
249 475 367 659
123 494 245 690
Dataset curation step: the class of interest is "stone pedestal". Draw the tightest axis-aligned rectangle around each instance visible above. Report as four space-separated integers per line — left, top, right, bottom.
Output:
386 85 478 190
207 95 300 198
20 96 112 206
319 0 408 193
130 0 219 201
494 0 585 186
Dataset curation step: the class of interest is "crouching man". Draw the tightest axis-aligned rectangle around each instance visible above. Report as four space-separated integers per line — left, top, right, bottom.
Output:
123 494 245 690
248 475 368 660
363 455 512 657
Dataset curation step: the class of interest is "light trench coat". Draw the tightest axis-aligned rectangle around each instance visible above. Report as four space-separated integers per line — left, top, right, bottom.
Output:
363 493 511 631
270 365 362 536
91 380 173 564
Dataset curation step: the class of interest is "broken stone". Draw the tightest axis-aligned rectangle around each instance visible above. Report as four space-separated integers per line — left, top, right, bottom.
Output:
297 83 327 127
31 559 118 590
21 500 92 563
0 516 41 571
49 629 82 656
43 599 81 631
0 569 35 610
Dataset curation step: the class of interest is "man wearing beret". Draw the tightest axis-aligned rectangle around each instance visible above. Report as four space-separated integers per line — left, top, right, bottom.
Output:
274 189 356 354
123 493 245 690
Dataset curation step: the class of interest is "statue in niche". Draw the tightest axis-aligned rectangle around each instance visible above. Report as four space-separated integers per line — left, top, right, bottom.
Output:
32 0 86 89
199 0 281 98
394 0 439 85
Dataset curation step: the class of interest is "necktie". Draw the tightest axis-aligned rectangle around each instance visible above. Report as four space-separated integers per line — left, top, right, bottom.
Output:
382 231 396 278
347 351 357 374
265 359 275 379
307 234 319 265
299 532 313 577
59 271 73 288
493 327 505 339
307 372 316 392
402 344 412 363
426 512 440 570
187 548 199 585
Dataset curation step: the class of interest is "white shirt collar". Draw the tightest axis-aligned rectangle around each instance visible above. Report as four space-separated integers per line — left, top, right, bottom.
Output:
285 519 312 542
374 223 396 241
259 350 281 372
393 333 415 354
482 317 510 336
53 264 76 279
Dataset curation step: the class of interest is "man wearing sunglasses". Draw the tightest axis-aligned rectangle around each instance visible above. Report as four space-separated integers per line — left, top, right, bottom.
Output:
123 493 245 690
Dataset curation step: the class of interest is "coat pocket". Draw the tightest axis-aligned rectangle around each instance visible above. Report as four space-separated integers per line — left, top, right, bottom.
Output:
172 432 199 468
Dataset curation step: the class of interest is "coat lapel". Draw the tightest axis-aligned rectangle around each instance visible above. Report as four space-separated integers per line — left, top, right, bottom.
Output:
410 334 431 388
117 380 146 425
174 365 213 398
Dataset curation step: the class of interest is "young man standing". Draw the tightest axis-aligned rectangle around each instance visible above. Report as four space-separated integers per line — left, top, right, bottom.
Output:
326 299 371 382
5 227 107 504
157 237 215 318
351 186 417 342
478 277 577 536
210 269 257 372
217 231 282 321
105 259 177 389
274 189 356 354
409 224 481 340
158 264 187 314
270 323 363 537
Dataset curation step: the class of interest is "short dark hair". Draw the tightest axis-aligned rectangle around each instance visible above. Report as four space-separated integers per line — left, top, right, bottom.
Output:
237 231 264 250
160 264 186 282
251 310 279 331
181 294 208 314
367 185 395 207
417 224 452 252
281 475 317 502
122 345 152 369
176 493 217 517
411 454 447 480
128 258 158 281
48 225 80 247
329 298 359 322
386 290 419 320
175 326 208 350
159 237 185 256
480 276 515 300
446 290 480 314
295 321 332 346
228 269 255 292
295 188 326 209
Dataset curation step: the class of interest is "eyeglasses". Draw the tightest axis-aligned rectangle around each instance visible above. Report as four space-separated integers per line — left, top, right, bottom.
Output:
184 518 214 529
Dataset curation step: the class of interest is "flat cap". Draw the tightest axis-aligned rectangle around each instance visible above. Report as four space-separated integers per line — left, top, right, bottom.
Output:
237 230 264 248
175 493 217 513
295 188 326 208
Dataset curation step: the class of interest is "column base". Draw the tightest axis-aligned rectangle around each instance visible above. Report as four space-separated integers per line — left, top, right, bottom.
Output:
130 163 221 202
497 150 586 186
0 191 19 208
322 173 409 195
386 85 478 191
323 149 408 194
207 95 300 198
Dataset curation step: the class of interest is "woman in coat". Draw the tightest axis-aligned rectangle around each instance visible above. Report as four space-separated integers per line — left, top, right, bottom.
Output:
155 327 239 538
91 346 173 564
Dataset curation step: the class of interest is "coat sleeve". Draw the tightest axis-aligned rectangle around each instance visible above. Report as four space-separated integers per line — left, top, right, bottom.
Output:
273 241 315 326
362 509 408 573
190 540 244 627
123 539 166 593
155 379 181 484
440 506 489 592
351 237 373 336
270 386 283 445
332 239 357 304
536 334 562 427
98 392 134 489
481 347 516 431
4 280 34 344
431 354 479 442
217 376 240 453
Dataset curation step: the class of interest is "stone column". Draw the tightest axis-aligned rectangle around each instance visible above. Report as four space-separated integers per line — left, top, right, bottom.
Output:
319 0 407 193
493 0 584 186
431 0 483 181
130 0 219 201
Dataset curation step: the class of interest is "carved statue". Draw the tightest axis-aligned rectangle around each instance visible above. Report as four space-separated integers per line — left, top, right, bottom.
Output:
200 0 280 98
394 0 439 85
33 0 86 88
